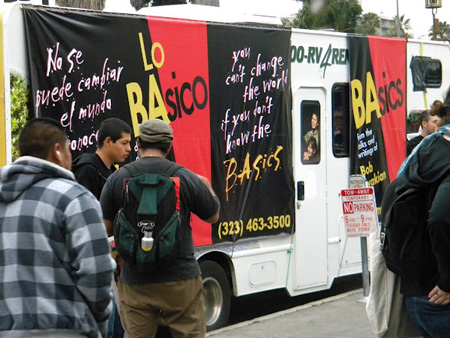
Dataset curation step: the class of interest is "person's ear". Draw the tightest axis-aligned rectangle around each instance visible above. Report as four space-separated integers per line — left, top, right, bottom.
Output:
104 136 113 147
51 143 63 164
165 144 173 156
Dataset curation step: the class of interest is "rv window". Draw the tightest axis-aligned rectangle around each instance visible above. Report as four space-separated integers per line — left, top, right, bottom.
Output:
301 101 320 165
332 84 350 157
410 56 442 91
424 60 442 87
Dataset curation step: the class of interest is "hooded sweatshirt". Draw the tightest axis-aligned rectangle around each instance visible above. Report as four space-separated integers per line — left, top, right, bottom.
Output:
72 153 115 199
397 132 450 295
0 157 115 338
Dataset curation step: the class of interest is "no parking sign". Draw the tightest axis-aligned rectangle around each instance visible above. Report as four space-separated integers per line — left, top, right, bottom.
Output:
341 187 377 237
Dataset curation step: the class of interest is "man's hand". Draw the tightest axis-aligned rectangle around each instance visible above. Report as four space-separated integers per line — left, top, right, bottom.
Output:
428 285 450 304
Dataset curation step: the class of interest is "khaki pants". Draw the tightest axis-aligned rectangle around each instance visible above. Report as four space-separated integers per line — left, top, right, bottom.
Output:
117 277 205 338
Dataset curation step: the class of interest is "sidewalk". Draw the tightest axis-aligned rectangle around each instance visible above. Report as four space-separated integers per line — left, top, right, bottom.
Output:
206 289 377 338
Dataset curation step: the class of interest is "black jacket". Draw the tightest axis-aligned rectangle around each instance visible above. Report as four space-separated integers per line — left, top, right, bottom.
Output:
406 134 424 156
397 133 450 295
72 153 115 199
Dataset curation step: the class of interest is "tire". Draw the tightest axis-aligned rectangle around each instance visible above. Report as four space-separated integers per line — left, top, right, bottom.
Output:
200 260 231 331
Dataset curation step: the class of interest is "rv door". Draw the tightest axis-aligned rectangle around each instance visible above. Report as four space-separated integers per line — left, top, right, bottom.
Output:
292 87 328 290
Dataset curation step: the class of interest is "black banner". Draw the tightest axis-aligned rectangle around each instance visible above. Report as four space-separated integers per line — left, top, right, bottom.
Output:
208 25 293 242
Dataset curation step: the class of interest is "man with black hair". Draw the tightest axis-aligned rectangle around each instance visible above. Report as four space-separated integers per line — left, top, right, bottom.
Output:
0 118 115 338
100 118 220 338
72 117 132 199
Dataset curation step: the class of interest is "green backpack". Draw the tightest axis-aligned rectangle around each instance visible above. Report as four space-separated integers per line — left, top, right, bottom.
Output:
113 161 183 273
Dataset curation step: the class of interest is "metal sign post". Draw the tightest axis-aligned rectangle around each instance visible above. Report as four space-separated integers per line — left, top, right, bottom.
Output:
346 175 373 301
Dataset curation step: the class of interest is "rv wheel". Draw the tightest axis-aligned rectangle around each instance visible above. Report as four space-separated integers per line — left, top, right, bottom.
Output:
200 260 231 331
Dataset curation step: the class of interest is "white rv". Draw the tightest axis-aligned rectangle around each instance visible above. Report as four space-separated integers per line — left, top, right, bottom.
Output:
1 3 449 331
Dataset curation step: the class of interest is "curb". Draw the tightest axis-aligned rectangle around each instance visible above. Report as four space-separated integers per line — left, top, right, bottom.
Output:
206 289 363 337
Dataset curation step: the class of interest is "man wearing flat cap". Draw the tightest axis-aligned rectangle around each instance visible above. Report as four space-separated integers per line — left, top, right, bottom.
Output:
100 118 220 338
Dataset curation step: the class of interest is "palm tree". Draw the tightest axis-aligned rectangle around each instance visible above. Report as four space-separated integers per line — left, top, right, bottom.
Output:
355 12 381 36
388 14 412 38
429 20 450 40
292 0 362 33
438 21 450 40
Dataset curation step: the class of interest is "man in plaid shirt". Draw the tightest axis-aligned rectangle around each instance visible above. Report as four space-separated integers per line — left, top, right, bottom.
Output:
0 118 116 338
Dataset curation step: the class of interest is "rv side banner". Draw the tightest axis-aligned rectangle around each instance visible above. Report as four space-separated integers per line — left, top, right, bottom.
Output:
22 7 294 246
349 36 406 205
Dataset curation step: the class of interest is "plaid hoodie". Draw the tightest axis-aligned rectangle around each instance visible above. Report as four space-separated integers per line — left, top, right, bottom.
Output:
0 157 115 338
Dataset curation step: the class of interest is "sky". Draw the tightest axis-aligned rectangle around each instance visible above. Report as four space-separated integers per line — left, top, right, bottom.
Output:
361 0 450 39
104 0 450 39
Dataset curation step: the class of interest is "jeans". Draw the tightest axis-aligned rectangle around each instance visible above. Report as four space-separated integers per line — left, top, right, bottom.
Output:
107 298 124 338
404 296 450 338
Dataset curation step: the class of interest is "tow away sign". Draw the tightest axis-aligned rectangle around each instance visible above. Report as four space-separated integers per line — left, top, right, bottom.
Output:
341 187 377 237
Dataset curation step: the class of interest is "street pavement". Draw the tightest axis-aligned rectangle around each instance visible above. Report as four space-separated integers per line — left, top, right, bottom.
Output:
206 289 378 338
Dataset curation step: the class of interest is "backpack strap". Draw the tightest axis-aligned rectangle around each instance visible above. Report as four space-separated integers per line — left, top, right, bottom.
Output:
161 161 183 177
123 160 143 178
161 162 183 212
123 159 183 177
